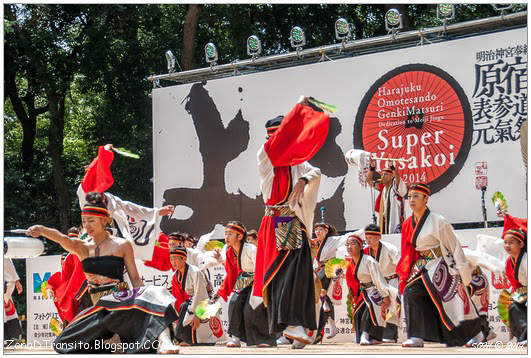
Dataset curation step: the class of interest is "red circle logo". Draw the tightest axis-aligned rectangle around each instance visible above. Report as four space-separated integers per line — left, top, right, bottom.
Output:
354 64 472 194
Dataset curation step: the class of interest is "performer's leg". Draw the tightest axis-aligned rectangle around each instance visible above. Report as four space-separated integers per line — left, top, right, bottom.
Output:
243 287 277 347
404 278 483 347
314 303 327 343
509 301 527 342
382 323 398 342
175 302 195 346
266 237 316 334
403 279 443 343
227 291 246 343
324 296 338 339
353 304 364 344
359 304 384 344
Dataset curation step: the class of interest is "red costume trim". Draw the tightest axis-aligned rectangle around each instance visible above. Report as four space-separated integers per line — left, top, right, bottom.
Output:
81 146 114 193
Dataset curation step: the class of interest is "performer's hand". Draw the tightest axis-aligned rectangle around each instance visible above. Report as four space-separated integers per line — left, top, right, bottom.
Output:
297 95 309 106
191 315 200 331
103 143 113 151
213 249 222 262
27 225 43 238
158 205 175 217
289 178 307 204
15 281 23 294
381 296 391 320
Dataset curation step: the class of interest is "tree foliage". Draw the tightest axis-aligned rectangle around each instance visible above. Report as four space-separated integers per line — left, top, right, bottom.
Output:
3 3 524 323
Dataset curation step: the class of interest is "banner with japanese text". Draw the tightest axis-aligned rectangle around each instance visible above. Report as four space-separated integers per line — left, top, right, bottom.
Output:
152 27 527 235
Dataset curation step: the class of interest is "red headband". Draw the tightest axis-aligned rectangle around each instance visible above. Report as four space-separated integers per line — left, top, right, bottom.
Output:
348 234 364 247
169 247 187 258
409 183 431 196
82 206 110 218
365 230 381 237
227 224 246 236
504 229 526 242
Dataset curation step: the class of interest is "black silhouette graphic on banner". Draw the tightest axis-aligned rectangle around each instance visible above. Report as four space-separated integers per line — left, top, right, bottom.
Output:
161 82 347 235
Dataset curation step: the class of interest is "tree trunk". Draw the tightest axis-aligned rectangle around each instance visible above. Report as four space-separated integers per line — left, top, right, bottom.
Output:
182 4 203 71
47 89 70 232
4 62 42 169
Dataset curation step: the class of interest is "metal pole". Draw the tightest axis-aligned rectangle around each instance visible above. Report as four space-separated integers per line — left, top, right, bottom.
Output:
147 11 527 84
481 187 488 228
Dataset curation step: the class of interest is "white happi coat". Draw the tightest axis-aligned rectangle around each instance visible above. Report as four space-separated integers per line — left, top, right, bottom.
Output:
367 241 400 318
258 147 321 238
179 264 218 343
379 178 407 234
355 254 394 327
314 233 351 305
368 241 400 279
77 185 159 261
238 242 257 273
414 211 479 327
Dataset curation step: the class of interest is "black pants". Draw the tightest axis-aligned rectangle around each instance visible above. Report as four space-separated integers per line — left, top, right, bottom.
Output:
509 301 527 342
4 318 23 341
227 285 277 346
316 268 335 337
353 302 383 343
403 279 482 347
266 235 317 334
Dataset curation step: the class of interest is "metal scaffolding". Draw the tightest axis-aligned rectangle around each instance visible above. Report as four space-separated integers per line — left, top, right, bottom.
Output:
148 11 527 86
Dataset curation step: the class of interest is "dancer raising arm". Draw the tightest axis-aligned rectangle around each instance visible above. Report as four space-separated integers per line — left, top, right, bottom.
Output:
27 192 179 354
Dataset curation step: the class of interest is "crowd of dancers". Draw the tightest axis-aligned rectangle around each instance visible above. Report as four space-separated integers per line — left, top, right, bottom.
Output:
5 96 527 353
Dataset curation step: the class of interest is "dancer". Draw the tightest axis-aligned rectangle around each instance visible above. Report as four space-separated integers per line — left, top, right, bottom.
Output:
345 234 392 345
367 159 407 234
396 183 483 347
4 258 23 343
503 228 527 344
363 224 400 343
252 96 329 347
170 246 218 346
313 222 342 343
77 144 174 261
27 193 179 353
211 222 277 348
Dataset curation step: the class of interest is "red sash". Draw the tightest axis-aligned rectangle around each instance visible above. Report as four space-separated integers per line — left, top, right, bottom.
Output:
217 247 241 301
346 256 364 307
505 253 524 292
395 209 430 293
172 268 190 312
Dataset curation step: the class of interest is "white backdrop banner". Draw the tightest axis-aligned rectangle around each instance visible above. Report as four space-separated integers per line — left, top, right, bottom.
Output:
152 27 527 236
